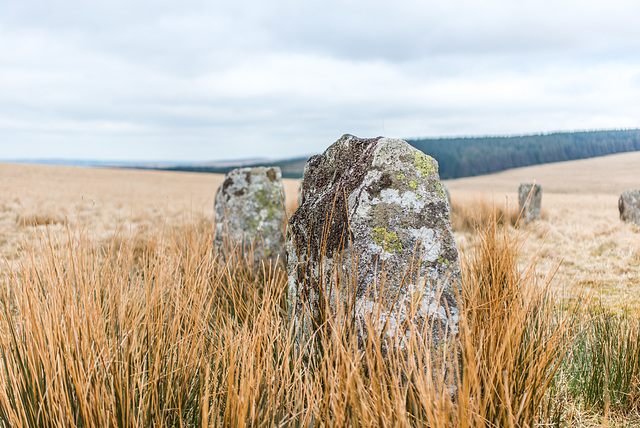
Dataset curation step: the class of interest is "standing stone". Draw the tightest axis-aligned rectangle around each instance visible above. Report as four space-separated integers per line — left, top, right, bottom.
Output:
619 190 640 225
214 166 286 263
518 183 542 223
287 134 461 350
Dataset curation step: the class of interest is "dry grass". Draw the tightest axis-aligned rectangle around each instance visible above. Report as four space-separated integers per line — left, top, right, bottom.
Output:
0 204 577 427
444 150 640 312
0 152 639 426
450 196 520 232
0 162 299 258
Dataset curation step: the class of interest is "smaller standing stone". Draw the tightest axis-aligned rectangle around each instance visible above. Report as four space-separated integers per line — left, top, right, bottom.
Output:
214 167 286 263
518 183 542 223
619 190 640 225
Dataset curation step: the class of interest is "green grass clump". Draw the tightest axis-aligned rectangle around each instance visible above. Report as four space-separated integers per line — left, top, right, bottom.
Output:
563 307 640 415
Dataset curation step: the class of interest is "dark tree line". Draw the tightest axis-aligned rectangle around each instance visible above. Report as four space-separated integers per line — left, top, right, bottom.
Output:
407 129 640 179
155 129 640 180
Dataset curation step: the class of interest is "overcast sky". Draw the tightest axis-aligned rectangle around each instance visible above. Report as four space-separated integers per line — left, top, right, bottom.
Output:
2 0 640 162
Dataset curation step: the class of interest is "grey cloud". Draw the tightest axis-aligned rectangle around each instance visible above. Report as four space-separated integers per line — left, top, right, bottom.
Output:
2 0 640 161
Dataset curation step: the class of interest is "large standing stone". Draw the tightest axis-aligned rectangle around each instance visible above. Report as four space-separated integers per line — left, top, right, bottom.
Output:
619 190 640 225
287 134 461 349
214 167 286 263
518 183 542 223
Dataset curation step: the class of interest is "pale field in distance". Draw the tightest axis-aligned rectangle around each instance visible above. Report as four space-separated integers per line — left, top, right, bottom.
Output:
0 162 300 260
445 151 640 311
1 152 639 310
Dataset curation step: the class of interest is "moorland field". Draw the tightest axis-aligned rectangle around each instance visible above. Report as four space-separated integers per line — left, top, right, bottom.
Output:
0 151 638 426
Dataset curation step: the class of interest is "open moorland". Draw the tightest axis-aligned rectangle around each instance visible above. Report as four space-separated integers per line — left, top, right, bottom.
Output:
2 153 638 310
445 150 640 311
0 152 639 426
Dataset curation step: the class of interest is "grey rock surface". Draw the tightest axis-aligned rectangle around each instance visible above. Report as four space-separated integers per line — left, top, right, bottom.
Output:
518 183 542 223
214 166 286 263
619 190 640 225
287 134 461 349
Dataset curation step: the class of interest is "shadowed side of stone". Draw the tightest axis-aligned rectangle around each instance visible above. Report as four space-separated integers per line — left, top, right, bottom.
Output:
214 166 286 263
619 190 640 225
287 134 461 351
518 183 542 223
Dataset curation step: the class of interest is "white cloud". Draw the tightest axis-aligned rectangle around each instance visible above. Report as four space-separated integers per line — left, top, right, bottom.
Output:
1 0 640 160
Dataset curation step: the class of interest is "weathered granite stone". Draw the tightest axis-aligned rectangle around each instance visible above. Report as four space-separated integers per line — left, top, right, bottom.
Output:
619 190 640 225
518 183 542 223
287 134 461 349
214 167 286 263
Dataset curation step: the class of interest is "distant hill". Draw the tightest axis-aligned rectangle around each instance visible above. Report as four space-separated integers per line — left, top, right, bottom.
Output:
142 129 640 180
160 156 310 179
407 129 640 179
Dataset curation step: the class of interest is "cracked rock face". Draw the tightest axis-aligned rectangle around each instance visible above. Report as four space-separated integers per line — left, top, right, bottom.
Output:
619 190 640 225
287 134 461 348
214 167 286 264
518 183 542 223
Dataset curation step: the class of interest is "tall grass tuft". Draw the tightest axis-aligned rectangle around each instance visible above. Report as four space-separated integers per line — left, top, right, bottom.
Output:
564 307 640 415
450 198 519 233
456 213 578 427
0 208 578 426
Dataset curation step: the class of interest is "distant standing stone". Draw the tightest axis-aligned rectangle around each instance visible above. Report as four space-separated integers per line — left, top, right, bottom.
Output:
518 183 542 223
214 167 286 263
619 190 640 225
287 134 461 349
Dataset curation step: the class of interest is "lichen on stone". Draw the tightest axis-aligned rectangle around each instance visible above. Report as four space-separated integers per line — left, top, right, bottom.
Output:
371 227 403 253
397 173 406 180
214 166 286 264
409 180 418 190
414 151 436 177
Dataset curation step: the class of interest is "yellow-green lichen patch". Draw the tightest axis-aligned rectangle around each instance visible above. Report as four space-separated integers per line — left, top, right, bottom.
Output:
437 257 450 266
409 180 418 190
247 218 260 239
396 173 406 180
372 227 403 253
254 187 280 221
434 182 446 199
414 151 436 177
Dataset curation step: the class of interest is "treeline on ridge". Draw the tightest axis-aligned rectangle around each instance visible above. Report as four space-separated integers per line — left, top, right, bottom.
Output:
159 129 640 180
407 129 640 179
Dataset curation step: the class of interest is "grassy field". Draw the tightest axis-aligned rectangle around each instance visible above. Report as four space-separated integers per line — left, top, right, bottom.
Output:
0 153 639 426
445 151 640 312
0 162 300 258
